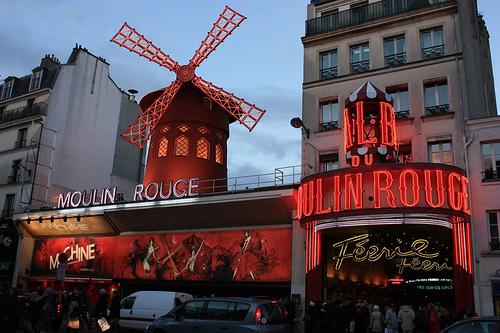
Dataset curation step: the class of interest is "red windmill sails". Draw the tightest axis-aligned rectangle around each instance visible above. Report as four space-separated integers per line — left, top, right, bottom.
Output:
111 6 266 149
111 6 266 191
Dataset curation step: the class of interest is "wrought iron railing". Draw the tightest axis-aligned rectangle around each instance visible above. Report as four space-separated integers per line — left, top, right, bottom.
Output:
421 45 445 60
320 66 338 80
319 121 340 131
7 174 20 184
483 169 500 181
196 165 302 193
351 60 370 73
424 104 450 116
306 0 451 35
395 110 411 119
14 139 27 149
385 52 407 67
1 209 13 219
0 103 48 124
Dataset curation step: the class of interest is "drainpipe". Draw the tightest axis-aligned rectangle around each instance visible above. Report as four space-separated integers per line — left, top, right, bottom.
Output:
463 132 481 314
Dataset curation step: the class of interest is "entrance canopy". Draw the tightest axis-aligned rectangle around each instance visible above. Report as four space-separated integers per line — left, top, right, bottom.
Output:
15 186 296 237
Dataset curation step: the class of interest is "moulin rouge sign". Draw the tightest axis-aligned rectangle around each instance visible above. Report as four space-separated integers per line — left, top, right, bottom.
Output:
297 82 471 222
57 178 200 209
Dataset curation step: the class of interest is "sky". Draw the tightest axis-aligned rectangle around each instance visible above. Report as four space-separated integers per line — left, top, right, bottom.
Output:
0 0 498 178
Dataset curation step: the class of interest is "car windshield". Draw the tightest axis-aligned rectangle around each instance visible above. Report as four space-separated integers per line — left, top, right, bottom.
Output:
165 303 184 317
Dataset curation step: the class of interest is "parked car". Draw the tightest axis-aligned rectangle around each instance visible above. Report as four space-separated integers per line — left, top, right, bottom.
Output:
440 316 500 333
145 297 291 333
119 291 193 331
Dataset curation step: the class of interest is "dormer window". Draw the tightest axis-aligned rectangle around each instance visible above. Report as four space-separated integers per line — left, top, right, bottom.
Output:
29 70 43 92
1 80 14 100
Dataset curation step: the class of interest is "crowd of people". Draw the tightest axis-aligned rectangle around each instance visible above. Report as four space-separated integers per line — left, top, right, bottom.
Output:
303 297 477 333
0 286 122 332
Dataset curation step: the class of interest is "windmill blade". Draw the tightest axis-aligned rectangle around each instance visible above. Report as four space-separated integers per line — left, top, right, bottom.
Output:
111 22 179 72
122 80 183 149
189 6 246 68
192 76 265 132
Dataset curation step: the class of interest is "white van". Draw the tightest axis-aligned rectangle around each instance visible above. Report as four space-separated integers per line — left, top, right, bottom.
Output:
119 291 193 331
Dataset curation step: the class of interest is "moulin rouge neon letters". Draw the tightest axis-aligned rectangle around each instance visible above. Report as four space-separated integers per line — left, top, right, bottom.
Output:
297 165 471 220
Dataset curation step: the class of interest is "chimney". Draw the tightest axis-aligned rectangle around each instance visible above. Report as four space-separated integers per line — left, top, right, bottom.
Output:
40 54 60 69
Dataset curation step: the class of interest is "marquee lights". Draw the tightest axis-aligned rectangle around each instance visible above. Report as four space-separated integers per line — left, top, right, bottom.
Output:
297 164 470 222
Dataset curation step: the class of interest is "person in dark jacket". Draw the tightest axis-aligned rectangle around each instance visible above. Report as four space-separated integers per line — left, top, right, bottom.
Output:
94 289 109 319
109 290 121 330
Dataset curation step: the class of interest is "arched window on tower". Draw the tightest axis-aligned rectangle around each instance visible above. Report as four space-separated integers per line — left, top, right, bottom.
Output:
157 137 168 158
196 138 209 159
175 136 189 157
215 144 223 165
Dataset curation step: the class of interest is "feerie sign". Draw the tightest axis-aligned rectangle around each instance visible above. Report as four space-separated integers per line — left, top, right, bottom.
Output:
57 178 200 209
297 163 471 222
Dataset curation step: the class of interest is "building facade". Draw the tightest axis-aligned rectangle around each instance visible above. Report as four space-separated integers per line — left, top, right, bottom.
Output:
301 0 500 315
0 47 144 289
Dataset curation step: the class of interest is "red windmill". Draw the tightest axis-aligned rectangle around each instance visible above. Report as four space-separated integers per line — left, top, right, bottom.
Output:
111 6 266 191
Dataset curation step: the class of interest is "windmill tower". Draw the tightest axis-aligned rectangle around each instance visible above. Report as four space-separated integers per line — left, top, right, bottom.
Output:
111 7 265 191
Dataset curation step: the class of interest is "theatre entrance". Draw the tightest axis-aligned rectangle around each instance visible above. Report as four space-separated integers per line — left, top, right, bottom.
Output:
321 224 455 308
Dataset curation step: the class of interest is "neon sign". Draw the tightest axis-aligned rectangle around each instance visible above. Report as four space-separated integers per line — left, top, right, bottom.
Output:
57 177 200 208
344 82 397 167
297 163 470 222
331 233 452 274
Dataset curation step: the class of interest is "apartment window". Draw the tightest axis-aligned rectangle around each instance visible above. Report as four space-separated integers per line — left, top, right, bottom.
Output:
428 140 452 165
1 80 14 100
15 128 27 149
424 80 449 115
319 100 340 131
215 144 224 165
489 212 500 252
196 138 209 160
320 50 338 79
157 137 168 158
481 142 500 180
320 153 339 171
397 143 412 163
2 194 15 218
350 43 370 73
174 136 189 157
386 86 409 119
421 27 444 59
29 70 43 91
384 35 406 66
8 160 21 184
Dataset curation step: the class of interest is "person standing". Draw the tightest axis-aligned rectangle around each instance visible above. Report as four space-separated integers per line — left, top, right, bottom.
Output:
427 304 440 333
398 304 415 333
66 294 80 332
385 304 399 333
94 288 109 319
109 290 121 331
369 305 384 333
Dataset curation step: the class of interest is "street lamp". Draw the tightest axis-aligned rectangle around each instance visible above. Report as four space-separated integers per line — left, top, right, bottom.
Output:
290 117 310 138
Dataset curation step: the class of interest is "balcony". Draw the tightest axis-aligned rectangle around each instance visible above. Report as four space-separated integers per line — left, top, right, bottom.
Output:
424 104 451 116
7 174 20 184
319 121 340 131
14 139 27 149
483 169 500 181
0 102 48 124
395 110 411 120
385 52 407 67
351 60 370 74
421 45 445 60
1 209 13 219
306 0 450 36
320 66 338 80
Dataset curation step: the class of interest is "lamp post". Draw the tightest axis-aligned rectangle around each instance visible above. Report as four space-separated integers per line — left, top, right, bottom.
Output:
290 117 320 176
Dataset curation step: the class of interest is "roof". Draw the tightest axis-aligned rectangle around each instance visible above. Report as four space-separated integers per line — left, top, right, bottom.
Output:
0 56 59 102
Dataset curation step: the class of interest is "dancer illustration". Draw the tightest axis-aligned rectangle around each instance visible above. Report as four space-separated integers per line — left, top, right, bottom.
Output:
143 238 160 274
